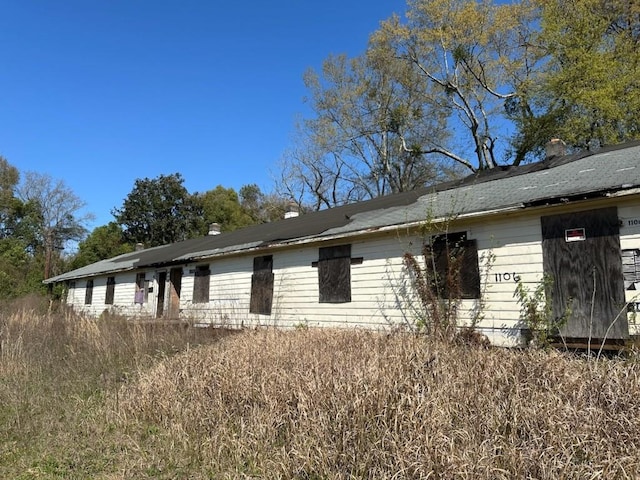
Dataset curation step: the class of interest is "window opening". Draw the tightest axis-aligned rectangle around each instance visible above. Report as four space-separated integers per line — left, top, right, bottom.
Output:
84 279 93 305
425 232 480 299
193 265 211 303
250 255 274 315
135 273 147 304
622 249 640 290
105 277 116 304
314 244 362 303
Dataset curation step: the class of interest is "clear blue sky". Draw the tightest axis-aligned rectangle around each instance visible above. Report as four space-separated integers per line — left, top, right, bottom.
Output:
0 1 407 231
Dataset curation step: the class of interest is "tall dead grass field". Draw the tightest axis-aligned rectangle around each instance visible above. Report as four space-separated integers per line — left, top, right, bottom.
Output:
1 297 640 479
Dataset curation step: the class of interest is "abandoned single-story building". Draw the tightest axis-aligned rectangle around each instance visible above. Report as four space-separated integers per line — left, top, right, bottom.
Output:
45 141 640 346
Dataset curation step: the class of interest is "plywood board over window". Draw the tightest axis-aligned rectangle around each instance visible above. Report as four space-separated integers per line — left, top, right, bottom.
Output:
193 265 211 303
84 279 93 305
541 207 627 339
315 244 363 303
425 232 480 299
250 255 274 315
105 277 116 305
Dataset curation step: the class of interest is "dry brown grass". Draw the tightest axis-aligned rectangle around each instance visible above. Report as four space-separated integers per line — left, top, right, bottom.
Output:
115 329 640 479
0 296 228 479
2 298 640 479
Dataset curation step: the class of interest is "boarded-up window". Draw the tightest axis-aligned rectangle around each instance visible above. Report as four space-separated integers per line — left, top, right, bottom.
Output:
622 249 640 290
318 244 352 303
250 255 274 315
105 277 116 304
84 280 93 305
425 232 480 299
193 265 210 303
135 273 147 304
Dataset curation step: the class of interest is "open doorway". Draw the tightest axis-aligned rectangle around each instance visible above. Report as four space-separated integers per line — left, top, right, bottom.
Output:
168 267 183 319
155 271 167 318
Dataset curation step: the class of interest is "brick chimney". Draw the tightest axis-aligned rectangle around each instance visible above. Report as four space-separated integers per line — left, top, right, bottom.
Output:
284 201 300 219
545 138 567 159
208 223 221 235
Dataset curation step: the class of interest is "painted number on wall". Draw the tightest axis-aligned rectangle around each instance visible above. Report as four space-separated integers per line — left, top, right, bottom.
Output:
494 272 521 283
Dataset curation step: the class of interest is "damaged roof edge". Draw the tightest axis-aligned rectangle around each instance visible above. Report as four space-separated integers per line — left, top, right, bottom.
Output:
162 181 640 267
43 141 640 284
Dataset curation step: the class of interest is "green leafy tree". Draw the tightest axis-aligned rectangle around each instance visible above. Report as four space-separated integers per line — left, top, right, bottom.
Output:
0 158 38 246
113 173 204 247
198 184 296 231
69 222 134 270
0 158 45 297
198 185 254 233
533 0 640 150
285 0 639 189
0 237 42 298
0 156 20 237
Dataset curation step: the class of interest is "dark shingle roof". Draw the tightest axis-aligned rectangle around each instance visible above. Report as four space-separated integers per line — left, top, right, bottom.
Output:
45 141 640 283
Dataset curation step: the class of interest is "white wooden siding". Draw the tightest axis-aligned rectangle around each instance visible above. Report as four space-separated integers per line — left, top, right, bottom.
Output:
481 219 541 343
62 197 640 345
67 272 156 318
618 203 640 335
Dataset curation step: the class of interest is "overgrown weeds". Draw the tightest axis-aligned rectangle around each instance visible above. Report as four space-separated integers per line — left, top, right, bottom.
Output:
114 329 640 479
1 297 640 478
402 246 461 338
402 232 484 341
515 275 571 348
0 295 227 479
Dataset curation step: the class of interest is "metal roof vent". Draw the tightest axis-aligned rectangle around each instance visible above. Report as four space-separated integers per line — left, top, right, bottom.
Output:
208 223 221 235
545 138 567 159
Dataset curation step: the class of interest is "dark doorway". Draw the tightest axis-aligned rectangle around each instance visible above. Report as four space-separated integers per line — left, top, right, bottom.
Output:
168 267 183 319
156 271 167 318
541 207 628 339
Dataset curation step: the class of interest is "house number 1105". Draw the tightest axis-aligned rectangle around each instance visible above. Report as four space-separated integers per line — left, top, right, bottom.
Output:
495 272 521 283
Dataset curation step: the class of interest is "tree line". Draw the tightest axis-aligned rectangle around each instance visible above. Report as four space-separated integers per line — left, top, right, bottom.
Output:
0 157 95 297
1 0 638 298
0 160 292 299
72 176 295 278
